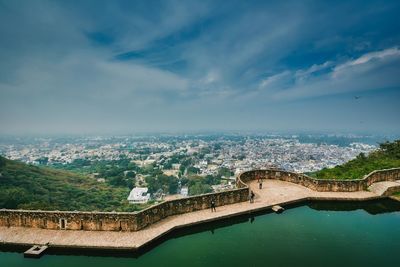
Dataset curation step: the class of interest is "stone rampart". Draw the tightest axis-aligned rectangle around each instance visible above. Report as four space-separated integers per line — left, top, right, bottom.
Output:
1 167 399 232
0 187 249 231
238 168 400 192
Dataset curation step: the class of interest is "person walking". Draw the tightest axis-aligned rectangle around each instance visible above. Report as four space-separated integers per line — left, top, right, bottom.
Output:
210 198 216 212
259 181 263 189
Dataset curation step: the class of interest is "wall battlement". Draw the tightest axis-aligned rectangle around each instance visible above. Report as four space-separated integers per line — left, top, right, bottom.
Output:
1 167 399 232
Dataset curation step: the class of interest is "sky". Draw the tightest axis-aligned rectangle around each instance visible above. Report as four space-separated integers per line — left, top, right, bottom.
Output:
0 0 399 135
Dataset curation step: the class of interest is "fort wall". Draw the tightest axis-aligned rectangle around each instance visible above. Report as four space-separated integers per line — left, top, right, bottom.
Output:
238 168 400 192
0 187 249 231
1 167 399 232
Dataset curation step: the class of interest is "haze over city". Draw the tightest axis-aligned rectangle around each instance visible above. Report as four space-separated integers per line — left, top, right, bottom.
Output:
2 1 400 266
1 0 399 135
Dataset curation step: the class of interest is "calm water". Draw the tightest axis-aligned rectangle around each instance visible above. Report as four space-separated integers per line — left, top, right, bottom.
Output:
1 200 399 267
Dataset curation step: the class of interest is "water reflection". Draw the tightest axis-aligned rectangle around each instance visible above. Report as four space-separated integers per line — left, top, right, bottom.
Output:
0 199 399 259
307 199 400 214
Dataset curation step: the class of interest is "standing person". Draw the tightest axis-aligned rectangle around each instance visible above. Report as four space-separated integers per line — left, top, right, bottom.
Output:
210 198 216 212
250 191 255 203
259 180 263 189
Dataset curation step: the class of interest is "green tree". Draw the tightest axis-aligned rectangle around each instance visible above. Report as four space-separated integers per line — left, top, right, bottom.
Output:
189 181 212 196
313 139 400 179
187 166 200 175
379 140 400 159
109 175 127 187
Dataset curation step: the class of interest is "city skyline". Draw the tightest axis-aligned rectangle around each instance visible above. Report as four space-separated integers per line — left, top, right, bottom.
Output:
1 0 400 134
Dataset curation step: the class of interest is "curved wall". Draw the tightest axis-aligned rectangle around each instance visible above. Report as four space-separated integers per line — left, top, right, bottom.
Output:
238 168 400 192
1 167 399 232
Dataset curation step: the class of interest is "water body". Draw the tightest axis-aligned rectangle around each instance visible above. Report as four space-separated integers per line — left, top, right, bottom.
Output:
1 200 399 267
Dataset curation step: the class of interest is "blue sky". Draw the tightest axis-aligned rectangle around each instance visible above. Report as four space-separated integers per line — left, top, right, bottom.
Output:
0 0 399 134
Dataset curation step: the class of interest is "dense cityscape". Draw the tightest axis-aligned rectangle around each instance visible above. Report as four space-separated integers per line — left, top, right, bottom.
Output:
1 0 400 265
0 134 378 172
0 134 378 201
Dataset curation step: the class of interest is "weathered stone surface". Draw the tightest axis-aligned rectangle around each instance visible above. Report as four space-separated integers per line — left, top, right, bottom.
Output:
1 167 399 232
238 168 400 192
0 187 249 232
1 179 396 250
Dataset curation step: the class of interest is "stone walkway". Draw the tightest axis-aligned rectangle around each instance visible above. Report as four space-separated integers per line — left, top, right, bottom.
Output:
368 180 400 195
0 179 399 250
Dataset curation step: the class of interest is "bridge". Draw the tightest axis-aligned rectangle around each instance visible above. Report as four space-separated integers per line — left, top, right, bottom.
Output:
1 168 399 251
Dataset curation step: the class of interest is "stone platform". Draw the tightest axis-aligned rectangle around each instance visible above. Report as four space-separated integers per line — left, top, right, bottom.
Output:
0 179 399 251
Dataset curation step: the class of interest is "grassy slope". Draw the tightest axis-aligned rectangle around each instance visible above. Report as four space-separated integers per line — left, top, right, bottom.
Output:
311 140 400 180
0 156 145 211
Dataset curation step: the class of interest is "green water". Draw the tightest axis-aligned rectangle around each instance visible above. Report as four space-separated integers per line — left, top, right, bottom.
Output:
1 200 399 267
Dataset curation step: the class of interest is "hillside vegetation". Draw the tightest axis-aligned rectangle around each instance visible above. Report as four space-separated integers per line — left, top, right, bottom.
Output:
312 140 400 179
0 156 143 211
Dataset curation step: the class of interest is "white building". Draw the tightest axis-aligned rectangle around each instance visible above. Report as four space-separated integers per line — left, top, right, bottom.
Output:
180 186 189 197
127 187 150 204
172 163 181 170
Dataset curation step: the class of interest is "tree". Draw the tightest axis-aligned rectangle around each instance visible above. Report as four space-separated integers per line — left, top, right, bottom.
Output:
314 139 400 179
356 153 367 161
187 166 200 175
204 175 220 185
218 167 233 178
189 181 212 196
379 140 400 159
125 171 136 178
180 176 189 186
168 178 179 194
0 156 6 167
109 175 127 187
0 188 29 209
37 157 49 165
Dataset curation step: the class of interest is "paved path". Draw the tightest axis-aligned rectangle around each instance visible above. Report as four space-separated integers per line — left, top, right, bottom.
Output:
368 180 400 195
1 179 399 250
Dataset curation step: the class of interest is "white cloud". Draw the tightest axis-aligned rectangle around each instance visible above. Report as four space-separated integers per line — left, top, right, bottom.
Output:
259 71 291 90
256 47 400 100
1 1 400 134
337 47 400 69
332 47 400 77
294 61 333 82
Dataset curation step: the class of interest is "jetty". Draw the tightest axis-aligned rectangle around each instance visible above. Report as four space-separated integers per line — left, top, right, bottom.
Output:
23 245 48 258
272 205 284 213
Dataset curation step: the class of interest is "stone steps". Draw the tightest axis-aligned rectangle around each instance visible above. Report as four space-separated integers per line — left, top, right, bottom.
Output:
368 180 400 195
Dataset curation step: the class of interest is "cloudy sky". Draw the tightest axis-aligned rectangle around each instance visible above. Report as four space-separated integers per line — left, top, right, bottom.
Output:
1 0 399 134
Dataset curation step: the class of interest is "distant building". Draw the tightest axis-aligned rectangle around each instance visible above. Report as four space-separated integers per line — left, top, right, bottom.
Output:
180 186 189 197
127 187 150 204
211 183 234 192
172 163 181 170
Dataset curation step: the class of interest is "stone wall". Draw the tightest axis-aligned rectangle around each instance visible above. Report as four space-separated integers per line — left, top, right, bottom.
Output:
0 187 249 232
1 167 399 232
238 167 400 192
382 185 400 196
0 210 138 231
134 188 249 230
